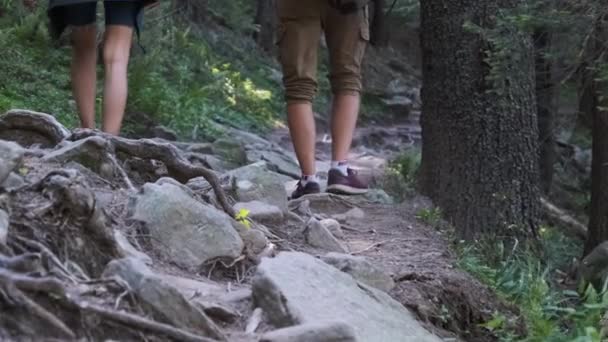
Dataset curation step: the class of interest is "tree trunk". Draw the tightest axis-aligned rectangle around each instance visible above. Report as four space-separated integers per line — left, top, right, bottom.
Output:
534 28 557 195
583 13 608 256
370 0 388 47
419 0 541 240
254 0 277 53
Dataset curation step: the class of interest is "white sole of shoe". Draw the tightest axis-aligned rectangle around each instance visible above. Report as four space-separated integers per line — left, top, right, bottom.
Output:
326 184 369 195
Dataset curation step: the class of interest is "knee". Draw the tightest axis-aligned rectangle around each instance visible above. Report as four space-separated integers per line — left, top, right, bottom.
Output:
102 45 129 69
330 69 362 95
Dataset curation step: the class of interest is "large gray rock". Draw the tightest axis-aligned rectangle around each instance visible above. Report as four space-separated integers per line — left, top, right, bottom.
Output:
305 219 348 253
0 140 24 184
321 253 395 292
103 258 225 340
0 209 8 244
235 201 284 225
260 322 356 342
253 252 441 342
131 182 243 269
228 162 290 212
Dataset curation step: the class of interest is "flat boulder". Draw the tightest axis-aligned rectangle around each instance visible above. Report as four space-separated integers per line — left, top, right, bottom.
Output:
253 252 441 342
131 181 243 269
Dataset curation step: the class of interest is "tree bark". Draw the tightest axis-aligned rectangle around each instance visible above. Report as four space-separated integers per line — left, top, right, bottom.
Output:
583 12 608 256
534 28 557 194
419 0 541 240
254 0 277 53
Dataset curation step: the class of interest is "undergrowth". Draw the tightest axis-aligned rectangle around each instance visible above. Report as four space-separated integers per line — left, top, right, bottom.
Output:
0 2 285 139
456 228 608 341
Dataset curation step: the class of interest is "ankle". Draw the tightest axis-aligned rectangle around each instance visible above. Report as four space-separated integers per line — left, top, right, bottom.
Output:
330 160 349 176
300 174 319 186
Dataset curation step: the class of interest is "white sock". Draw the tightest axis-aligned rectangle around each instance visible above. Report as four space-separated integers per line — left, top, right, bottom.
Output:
300 174 319 186
331 160 349 176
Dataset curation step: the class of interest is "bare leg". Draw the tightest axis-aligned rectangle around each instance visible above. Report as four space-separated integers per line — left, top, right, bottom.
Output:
330 93 360 162
287 102 317 176
101 25 133 135
71 25 98 129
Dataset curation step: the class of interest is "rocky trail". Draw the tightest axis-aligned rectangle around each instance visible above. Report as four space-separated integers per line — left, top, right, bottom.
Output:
0 109 511 342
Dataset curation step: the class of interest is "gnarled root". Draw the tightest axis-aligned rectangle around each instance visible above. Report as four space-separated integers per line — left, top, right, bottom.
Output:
68 130 235 217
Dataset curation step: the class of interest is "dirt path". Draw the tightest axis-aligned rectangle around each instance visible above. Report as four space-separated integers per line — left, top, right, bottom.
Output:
266 113 513 341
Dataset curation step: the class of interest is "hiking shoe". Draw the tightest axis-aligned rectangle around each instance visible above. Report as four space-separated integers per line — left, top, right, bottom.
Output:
289 181 321 200
327 168 369 195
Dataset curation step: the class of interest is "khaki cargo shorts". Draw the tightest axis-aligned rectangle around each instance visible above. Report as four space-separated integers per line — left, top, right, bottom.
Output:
276 0 370 104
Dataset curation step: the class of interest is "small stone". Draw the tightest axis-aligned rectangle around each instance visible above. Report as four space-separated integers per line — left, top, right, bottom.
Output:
42 137 112 175
0 209 8 244
235 201 284 225
260 322 356 342
364 189 395 204
113 230 152 265
305 219 348 253
0 140 25 184
1 172 25 191
333 208 365 223
320 219 344 239
321 253 395 292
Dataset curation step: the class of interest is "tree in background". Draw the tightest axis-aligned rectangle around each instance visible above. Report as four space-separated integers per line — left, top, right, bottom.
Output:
583 9 608 256
254 0 277 52
418 0 541 240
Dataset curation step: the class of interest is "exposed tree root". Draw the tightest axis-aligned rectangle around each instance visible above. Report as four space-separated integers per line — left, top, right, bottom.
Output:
68 129 235 217
72 302 221 342
0 109 70 147
0 277 75 339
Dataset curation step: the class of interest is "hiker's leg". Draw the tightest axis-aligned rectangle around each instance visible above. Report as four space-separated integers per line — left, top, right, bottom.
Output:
277 1 323 177
101 1 137 135
67 3 98 129
324 5 369 162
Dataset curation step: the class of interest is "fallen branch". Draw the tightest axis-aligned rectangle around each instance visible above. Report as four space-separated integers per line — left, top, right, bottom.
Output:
541 197 587 240
68 130 234 217
0 269 66 297
0 253 41 273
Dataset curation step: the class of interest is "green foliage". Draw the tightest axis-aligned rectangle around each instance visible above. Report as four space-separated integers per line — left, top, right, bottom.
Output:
0 3 283 139
456 227 608 341
416 207 442 228
378 150 421 201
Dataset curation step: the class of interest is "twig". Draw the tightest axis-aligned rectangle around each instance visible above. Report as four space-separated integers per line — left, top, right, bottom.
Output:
14 236 77 284
106 152 136 192
351 238 411 255
245 308 263 334
74 302 221 342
